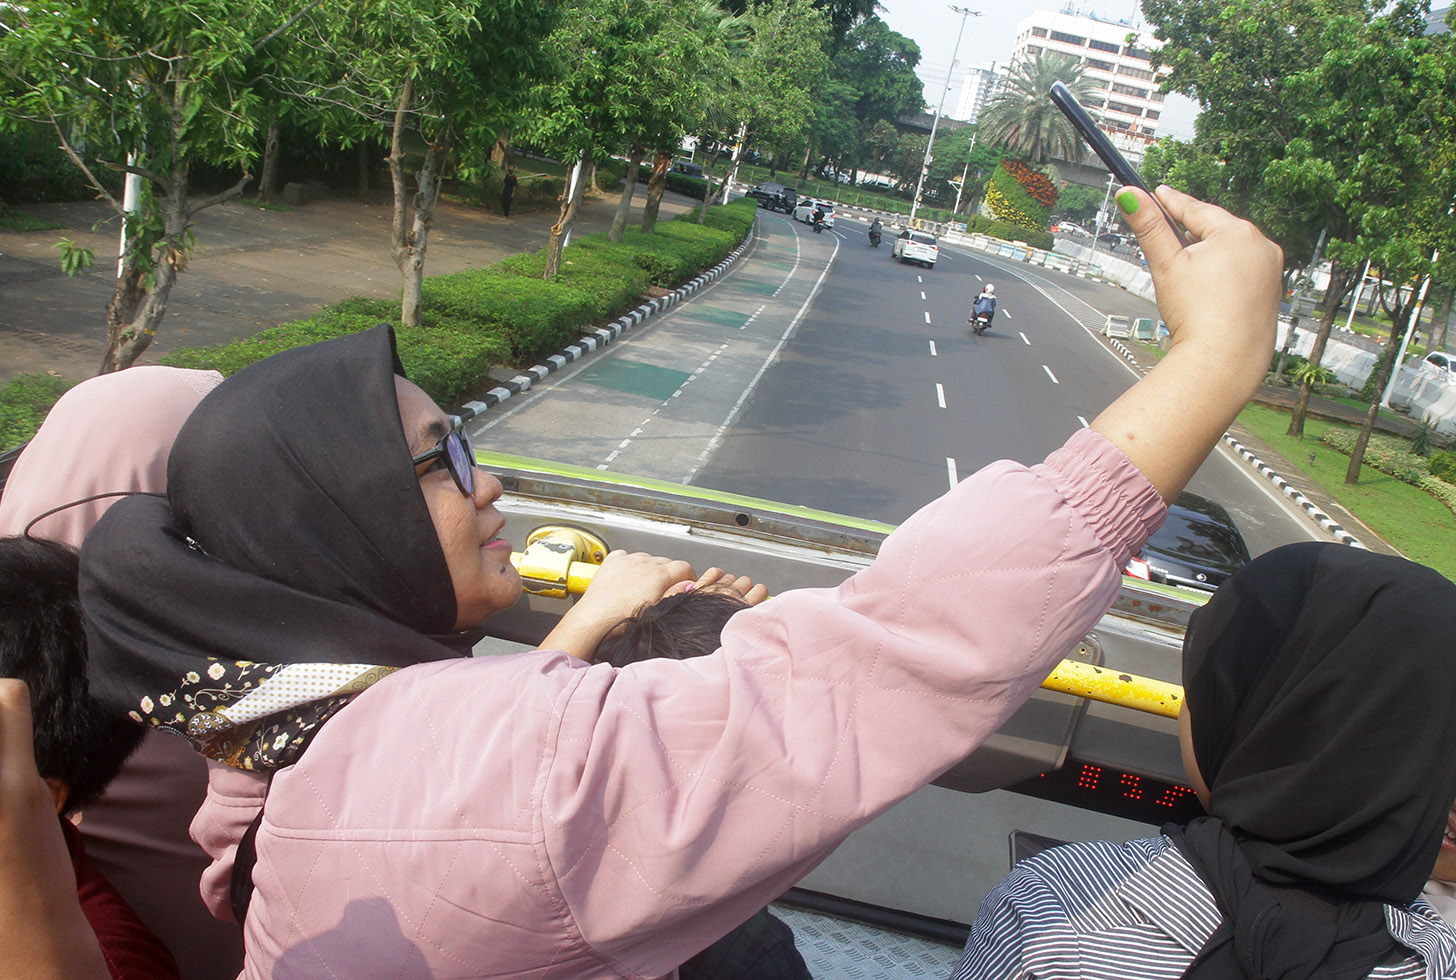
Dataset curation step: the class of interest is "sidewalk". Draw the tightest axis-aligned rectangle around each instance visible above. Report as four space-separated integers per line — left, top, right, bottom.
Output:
0 185 698 384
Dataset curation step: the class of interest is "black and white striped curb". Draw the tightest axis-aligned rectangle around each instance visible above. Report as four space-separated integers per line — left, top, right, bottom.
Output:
1221 434 1366 548
451 227 755 425
1107 336 1367 550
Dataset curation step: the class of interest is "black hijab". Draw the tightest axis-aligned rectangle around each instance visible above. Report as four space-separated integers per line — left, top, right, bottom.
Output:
82 326 475 770
1167 542 1456 979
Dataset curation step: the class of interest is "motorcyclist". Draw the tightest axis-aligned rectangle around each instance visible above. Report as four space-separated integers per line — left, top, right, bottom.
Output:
868 218 882 246
970 283 996 328
811 203 826 231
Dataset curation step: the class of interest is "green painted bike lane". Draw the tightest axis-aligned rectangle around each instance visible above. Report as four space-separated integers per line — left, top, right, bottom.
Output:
466 211 839 484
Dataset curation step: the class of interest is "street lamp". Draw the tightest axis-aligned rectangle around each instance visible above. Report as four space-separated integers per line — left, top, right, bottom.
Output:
910 5 981 224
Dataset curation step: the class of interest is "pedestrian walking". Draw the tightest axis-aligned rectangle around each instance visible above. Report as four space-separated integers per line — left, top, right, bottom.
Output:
500 168 517 217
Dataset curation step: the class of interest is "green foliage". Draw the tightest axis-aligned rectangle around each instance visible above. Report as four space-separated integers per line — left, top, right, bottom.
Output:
1320 428 1431 485
0 123 110 203
53 238 95 277
1429 450 1456 483
1291 360 1333 387
1418 474 1456 517
961 215 1053 251
977 53 1095 165
1411 416 1439 457
0 211 63 233
159 201 754 404
0 374 76 452
1054 183 1105 223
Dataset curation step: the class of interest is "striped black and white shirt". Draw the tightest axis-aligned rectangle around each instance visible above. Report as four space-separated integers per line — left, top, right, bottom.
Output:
950 836 1456 980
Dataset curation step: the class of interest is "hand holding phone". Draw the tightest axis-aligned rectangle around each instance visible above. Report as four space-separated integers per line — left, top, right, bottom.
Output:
1048 80 1190 247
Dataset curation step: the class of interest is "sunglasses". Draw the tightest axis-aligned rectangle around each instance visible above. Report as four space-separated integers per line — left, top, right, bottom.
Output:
411 424 475 496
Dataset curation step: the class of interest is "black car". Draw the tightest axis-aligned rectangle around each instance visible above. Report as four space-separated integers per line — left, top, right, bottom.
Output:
746 182 798 213
1125 492 1251 591
1097 232 1123 247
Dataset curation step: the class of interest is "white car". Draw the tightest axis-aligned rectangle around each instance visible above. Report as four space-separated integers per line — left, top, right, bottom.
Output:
793 199 835 227
892 230 938 268
1420 351 1455 383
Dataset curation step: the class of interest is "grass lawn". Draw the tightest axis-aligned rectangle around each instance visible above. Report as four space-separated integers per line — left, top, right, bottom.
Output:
0 210 64 232
233 197 296 212
1236 402 1456 580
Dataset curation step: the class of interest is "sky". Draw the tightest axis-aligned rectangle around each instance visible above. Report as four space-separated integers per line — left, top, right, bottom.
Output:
875 0 1201 141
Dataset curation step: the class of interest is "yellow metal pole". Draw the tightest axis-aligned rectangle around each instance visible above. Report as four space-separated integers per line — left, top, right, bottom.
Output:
1040 659 1183 719
509 550 1185 719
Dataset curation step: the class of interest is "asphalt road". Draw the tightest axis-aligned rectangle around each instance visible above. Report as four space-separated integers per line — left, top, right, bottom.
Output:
469 204 1327 559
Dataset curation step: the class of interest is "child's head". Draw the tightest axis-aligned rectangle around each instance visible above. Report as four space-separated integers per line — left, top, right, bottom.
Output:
0 537 142 815
1178 542 1456 903
592 588 750 668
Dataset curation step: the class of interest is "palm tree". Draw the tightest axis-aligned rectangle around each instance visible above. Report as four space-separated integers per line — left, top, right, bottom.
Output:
977 53 1098 165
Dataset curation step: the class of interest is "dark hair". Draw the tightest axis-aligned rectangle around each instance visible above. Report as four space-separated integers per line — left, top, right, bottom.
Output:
0 537 142 813
593 589 750 668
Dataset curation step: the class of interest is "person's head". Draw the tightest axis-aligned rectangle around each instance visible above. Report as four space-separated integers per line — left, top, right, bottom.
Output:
982 283 994 295
80 326 523 768
1177 542 1456 904
0 537 142 815
163 324 519 635
591 588 749 668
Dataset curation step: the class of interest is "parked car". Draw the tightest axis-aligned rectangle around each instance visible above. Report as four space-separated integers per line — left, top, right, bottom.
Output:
671 159 704 178
1056 222 1089 238
793 199 835 227
746 182 797 213
1124 492 1251 592
892 229 939 268
1097 232 1123 247
1421 351 1455 383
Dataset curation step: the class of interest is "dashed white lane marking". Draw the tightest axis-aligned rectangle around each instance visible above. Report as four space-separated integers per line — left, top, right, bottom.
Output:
597 343 731 470
742 302 768 328
946 457 959 489
929 340 938 356
771 232 801 297
1043 364 1060 384
923 311 931 324
920 290 926 300
935 383 946 409
1077 415 1090 428
688 233 843 483
974 274 982 282
1020 332 1030 345
1002 310 1012 320
917 275 923 283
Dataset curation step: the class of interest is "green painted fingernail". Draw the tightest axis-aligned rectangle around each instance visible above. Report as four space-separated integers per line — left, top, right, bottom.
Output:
1116 190 1139 215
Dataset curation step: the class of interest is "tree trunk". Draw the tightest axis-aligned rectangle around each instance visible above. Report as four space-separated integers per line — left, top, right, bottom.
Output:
490 134 510 169
641 150 671 234
1346 296 1416 484
387 78 442 328
544 153 584 280
609 144 644 244
356 141 371 198
1430 281 1454 352
799 144 811 180
1288 256 1356 439
259 121 281 203
101 167 190 373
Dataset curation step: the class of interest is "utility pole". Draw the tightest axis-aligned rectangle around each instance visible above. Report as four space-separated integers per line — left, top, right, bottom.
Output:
910 5 981 223
952 133 977 214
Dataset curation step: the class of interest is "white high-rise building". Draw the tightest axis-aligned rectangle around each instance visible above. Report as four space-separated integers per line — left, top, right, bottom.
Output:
952 63 1008 123
1010 8 1171 164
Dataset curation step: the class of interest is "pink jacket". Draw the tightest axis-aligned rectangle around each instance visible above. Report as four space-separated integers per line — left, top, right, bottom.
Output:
198 428 1163 979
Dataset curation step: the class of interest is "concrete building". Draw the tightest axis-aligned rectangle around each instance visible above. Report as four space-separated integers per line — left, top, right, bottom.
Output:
1427 6 1451 33
951 63 1008 123
1010 7 1171 164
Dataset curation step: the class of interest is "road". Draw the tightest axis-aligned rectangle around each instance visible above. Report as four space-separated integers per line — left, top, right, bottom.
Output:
470 205 1325 561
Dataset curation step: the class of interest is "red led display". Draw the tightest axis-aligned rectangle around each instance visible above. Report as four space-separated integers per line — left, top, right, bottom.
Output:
1009 758 1205 823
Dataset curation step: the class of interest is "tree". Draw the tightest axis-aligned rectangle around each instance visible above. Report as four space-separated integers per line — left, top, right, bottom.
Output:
291 1 556 323
976 53 1094 166
0 0 286 372
830 17 924 183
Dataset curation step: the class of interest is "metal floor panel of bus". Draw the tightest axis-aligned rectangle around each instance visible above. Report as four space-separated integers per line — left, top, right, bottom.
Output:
771 905 962 979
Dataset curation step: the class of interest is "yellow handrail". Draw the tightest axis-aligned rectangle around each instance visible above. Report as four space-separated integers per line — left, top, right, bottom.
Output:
510 539 1185 720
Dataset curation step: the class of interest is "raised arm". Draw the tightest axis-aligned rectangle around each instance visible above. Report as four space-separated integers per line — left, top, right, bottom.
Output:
1091 186 1282 501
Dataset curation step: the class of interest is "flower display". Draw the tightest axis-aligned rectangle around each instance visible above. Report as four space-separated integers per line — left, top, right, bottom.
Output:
1002 159 1059 208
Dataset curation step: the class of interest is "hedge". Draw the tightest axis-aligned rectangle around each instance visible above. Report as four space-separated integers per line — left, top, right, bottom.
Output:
1320 427 1456 517
962 214 1054 252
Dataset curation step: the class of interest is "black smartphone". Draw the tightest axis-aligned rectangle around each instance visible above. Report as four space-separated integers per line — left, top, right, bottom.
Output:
1048 80 1190 247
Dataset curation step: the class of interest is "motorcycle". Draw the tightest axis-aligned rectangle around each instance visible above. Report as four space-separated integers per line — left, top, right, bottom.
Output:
868 229 881 247
812 215 825 233
970 312 992 336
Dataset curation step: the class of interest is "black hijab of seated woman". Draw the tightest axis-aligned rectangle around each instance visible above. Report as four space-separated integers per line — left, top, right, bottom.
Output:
1170 542 1456 979
80 325 487 772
